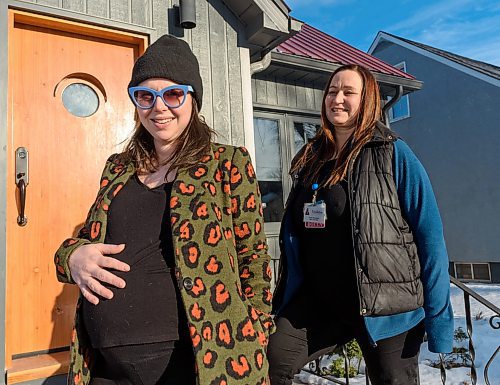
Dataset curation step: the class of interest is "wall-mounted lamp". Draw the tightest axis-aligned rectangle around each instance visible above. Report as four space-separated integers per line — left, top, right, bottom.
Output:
179 0 196 29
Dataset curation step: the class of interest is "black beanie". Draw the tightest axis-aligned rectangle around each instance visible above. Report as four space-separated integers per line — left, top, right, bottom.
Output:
128 34 203 109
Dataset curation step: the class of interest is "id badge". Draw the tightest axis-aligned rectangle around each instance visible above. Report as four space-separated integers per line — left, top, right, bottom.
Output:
303 202 327 228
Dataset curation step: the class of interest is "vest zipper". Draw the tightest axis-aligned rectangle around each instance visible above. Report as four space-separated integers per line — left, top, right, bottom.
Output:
347 155 365 318
348 154 378 347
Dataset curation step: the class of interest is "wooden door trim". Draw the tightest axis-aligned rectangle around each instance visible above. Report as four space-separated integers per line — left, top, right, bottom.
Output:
7 351 69 384
11 9 148 50
5 8 14 373
6 9 148 382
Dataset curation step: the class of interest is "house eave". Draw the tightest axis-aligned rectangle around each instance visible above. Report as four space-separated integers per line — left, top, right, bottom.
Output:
221 0 301 61
261 51 423 94
369 32 500 88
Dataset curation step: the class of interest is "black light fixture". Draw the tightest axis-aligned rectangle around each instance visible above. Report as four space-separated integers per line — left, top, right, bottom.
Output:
179 0 196 29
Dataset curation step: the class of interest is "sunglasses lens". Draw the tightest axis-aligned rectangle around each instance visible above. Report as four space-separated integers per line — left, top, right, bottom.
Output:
162 88 186 108
134 90 155 108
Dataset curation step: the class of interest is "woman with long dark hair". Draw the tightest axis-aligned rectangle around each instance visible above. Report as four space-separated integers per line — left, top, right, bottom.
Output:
55 35 274 385
268 64 453 385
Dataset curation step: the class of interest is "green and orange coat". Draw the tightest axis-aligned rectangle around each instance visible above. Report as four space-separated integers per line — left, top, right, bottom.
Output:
54 144 275 385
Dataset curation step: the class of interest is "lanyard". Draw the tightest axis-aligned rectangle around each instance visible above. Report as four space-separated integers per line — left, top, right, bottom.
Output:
311 183 319 205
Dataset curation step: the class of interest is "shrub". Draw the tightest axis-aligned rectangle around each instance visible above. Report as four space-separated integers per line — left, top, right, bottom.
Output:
325 340 363 378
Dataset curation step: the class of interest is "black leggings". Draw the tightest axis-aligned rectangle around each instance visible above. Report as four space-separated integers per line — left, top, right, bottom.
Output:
90 338 196 385
268 295 425 385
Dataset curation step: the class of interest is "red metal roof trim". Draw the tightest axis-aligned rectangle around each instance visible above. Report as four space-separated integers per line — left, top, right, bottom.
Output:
277 23 415 80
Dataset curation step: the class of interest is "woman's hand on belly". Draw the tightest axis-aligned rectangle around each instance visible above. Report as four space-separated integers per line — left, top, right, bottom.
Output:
68 243 130 305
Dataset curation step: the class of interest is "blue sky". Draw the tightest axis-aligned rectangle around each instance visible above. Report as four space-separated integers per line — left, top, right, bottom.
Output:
286 0 500 66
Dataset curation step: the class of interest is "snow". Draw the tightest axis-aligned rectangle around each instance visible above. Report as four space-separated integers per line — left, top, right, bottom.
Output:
292 283 500 385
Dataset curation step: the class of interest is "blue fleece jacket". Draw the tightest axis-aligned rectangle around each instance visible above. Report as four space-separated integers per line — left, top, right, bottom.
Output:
279 139 454 353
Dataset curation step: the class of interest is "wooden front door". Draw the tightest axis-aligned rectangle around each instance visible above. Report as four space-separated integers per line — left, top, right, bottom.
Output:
6 10 146 375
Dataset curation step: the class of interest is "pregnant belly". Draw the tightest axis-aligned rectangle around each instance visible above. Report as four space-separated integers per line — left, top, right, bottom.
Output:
82 266 182 348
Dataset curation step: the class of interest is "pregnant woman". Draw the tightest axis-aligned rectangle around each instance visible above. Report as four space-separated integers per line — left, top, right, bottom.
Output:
55 34 274 385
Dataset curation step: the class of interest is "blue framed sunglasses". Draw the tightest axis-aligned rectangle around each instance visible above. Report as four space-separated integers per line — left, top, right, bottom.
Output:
128 85 193 109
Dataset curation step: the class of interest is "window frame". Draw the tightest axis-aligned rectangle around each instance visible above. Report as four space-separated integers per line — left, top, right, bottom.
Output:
454 262 491 282
387 61 411 123
288 115 322 156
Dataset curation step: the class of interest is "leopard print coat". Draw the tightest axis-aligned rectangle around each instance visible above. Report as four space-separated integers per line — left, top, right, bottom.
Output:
54 144 275 385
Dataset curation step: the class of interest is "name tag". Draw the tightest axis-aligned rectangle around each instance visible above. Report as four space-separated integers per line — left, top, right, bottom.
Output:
303 202 327 228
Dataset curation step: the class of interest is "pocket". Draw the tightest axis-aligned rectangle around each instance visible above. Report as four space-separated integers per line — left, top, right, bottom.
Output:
247 303 276 345
258 310 276 337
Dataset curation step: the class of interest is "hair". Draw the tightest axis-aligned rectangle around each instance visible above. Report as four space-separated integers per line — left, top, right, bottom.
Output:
290 64 382 186
121 98 214 175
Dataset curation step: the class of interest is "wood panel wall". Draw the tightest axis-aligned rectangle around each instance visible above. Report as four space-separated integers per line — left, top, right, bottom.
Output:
183 0 246 145
252 75 325 112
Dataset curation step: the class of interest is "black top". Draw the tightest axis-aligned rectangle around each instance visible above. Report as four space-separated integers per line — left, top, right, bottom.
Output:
83 174 187 348
290 161 360 321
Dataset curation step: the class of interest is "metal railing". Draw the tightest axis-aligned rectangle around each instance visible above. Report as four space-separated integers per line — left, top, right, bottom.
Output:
439 277 500 385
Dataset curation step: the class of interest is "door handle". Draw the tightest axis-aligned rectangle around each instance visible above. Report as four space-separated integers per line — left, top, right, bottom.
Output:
15 147 29 226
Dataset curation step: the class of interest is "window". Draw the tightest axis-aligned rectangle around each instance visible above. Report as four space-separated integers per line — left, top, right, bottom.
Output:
455 263 491 282
472 264 491 281
253 112 320 224
254 117 285 223
62 83 99 117
293 121 318 154
387 62 410 122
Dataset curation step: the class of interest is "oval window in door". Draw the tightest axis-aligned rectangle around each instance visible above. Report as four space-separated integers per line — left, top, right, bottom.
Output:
61 83 100 117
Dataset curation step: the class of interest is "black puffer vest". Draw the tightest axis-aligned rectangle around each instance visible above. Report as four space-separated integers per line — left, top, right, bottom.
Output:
350 123 423 316
273 122 424 316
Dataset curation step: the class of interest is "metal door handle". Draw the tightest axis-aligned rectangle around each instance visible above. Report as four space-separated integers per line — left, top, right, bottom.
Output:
17 178 27 226
15 147 29 226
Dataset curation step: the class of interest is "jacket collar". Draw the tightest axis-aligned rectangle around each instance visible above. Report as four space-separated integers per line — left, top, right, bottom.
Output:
370 121 398 143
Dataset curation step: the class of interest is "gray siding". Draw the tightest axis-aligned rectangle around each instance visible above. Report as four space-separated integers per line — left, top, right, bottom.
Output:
12 0 246 145
17 0 161 37
371 43 500 265
86 0 109 18
31 0 155 25
188 0 245 144
252 74 324 112
172 0 246 144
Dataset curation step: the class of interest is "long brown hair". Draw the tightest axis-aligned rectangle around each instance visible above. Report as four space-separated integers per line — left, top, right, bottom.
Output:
121 98 215 174
291 64 381 186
